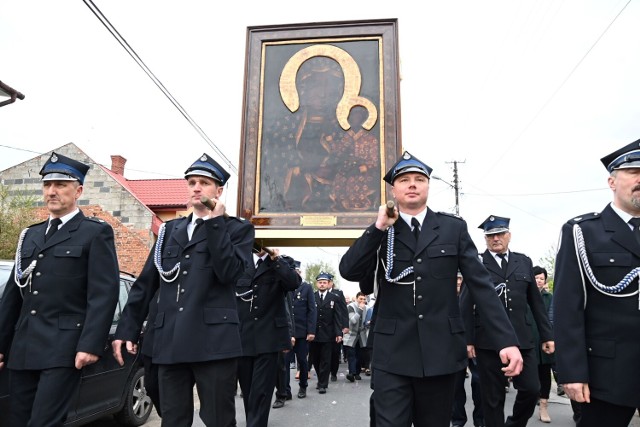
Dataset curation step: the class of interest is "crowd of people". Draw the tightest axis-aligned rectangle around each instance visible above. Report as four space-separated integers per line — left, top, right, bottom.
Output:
0 140 639 427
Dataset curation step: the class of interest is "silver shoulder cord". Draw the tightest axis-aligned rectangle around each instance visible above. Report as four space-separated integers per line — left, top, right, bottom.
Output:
572 224 640 310
380 225 417 305
13 227 37 296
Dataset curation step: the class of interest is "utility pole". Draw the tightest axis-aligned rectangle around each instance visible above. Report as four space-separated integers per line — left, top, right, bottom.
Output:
444 160 465 215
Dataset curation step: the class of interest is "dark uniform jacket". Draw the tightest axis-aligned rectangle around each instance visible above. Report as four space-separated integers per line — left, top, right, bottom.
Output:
290 281 317 339
340 209 519 378
465 250 552 350
314 291 343 343
115 214 254 364
236 255 301 356
553 204 640 408
0 212 120 369
330 287 349 331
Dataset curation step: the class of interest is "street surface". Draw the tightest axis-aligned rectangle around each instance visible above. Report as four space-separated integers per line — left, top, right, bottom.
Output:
88 364 640 427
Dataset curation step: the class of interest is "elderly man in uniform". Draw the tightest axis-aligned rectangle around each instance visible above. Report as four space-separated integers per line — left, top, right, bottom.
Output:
309 272 344 395
0 152 120 427
465 216 554 427
112 154 255 427
236 248 300 426
340 151 523 427
553 140 640 427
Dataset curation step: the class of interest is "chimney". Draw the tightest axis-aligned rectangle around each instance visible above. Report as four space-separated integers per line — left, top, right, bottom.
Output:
110 155 127 176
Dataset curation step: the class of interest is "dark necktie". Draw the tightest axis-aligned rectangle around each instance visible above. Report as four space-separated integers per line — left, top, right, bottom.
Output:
629 218 640 245
320 293 324 302
411 217 421 241
189 218 204 240
45 218 62 242
497 253 508 275
256 258 263 269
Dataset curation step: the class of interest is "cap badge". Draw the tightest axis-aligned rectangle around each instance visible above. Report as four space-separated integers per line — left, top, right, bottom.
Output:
200 155 208 161
51 154 58 163
489 216 495 221
403 152 411 160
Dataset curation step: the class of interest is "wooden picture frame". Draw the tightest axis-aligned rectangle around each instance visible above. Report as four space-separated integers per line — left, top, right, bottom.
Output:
237 19 401 246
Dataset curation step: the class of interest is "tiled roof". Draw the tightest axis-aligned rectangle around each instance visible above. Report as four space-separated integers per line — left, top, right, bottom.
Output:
127 179 188 207
100 166 188 208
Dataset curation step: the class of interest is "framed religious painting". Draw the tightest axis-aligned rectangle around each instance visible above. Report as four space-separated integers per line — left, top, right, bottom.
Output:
237 19 401 246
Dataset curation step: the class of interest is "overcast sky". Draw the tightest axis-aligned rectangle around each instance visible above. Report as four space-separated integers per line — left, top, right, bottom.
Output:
2 1 639 295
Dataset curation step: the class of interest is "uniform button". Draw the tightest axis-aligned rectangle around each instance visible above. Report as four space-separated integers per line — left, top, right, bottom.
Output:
35 272 41 277
185 254 190 259
254 306 259 310
38 254 44 259
66 250 71 254
416 276 422 281
609 258 614 263
223 316 227 320
182 270 188 275
32 291 39 296
416 258 422 263
30 310 36 315
440 249 445 253
254 295 258 298
509 308 513 311
417 295 423 300
76 323 81 328
588 347 592 352
508 298 512 301
254 317 258 320
418 315 424 320
213 224 219 229
180 289 185 293
179 307 184 312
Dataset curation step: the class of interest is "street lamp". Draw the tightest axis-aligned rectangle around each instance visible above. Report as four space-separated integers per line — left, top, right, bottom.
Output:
0 80 25 107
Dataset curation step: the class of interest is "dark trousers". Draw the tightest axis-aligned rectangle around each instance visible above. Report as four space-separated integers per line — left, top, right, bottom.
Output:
8 367 81 427
309 341 332 388
143 355 162 417
346 341 365 375
158 358 237 427
237 352 278 427
577 397 636 427
330 340 341 376
274 351 291 399
374 369 457 427
537 363 552 399
476 348 539 427
452 359 484 426
290 338 310 389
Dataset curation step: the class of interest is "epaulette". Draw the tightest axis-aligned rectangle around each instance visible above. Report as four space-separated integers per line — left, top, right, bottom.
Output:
29 220 47 228
568 212 600 224
85 216 106 224
510 250 531 259
437 211 463 221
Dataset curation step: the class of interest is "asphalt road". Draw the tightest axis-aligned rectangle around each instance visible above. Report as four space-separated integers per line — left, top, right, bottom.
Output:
88 364 640 427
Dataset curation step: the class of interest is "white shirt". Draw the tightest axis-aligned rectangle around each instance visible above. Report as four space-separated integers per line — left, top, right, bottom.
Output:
399 208 427 231
46 208 79 233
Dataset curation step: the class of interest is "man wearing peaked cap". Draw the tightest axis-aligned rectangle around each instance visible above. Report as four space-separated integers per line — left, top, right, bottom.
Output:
113 153 255 427
0 151 119 426
466 216 553 427
553 139 640 427
310 272 344 395
340 151 522 427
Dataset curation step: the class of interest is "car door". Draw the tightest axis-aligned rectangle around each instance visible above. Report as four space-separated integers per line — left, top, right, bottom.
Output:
65 276 138 423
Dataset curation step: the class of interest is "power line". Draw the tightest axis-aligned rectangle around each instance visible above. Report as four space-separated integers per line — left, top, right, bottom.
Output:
481 0 632 181
82 0 238 175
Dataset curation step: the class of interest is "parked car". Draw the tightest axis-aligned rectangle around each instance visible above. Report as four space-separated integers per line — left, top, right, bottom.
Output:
0 261 153 426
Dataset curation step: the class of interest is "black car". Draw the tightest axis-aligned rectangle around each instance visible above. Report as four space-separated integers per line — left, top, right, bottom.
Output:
0 261 153 426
